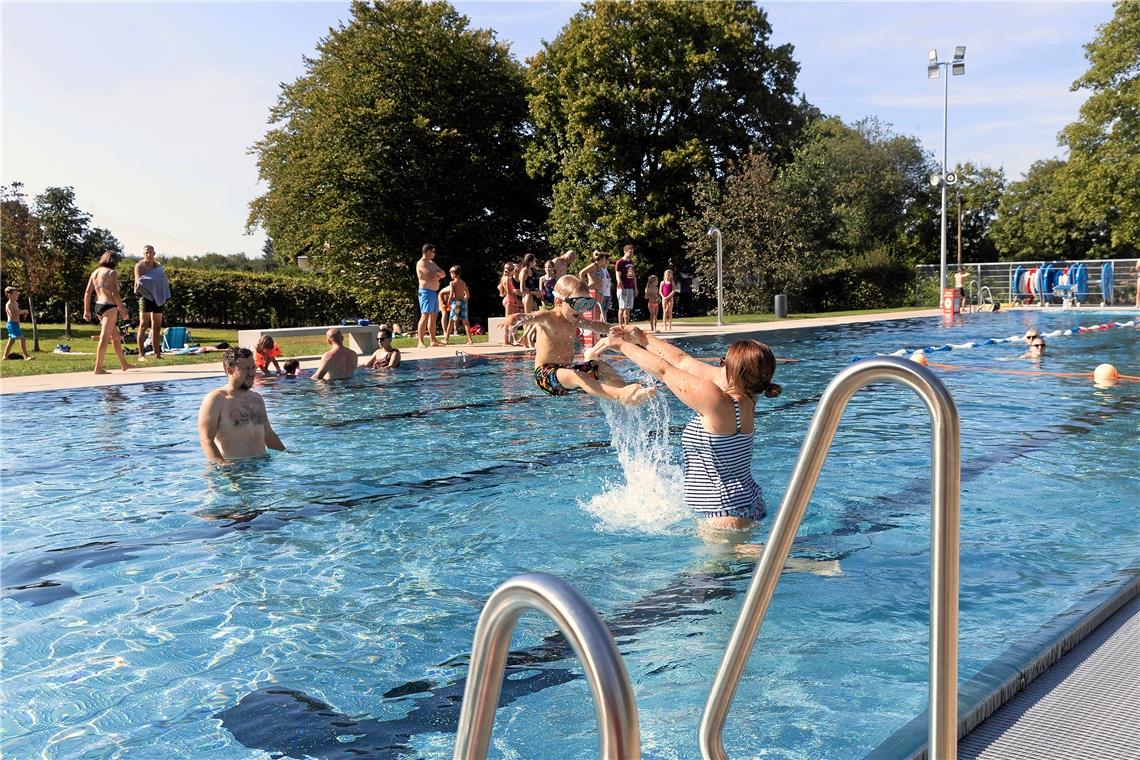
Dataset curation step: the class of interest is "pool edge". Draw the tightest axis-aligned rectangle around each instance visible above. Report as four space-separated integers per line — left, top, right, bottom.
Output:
864 561 1140 760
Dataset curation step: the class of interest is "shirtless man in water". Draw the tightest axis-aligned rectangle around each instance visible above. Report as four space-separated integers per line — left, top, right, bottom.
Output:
504 275 654 406
313 328 358 380
198 347 285 464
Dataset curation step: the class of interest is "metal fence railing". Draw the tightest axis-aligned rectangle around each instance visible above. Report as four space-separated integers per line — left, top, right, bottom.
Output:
914 259 1138 308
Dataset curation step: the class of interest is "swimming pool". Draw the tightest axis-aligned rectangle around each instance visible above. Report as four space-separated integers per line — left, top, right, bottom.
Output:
2 310 1137 758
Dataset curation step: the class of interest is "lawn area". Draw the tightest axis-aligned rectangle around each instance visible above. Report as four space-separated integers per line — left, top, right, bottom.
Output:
0 323 489 377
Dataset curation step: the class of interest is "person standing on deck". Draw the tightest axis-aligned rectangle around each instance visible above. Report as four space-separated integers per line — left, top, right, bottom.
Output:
83 251 133 374
415 243 447 348
615 243 637 328
134 245 170 360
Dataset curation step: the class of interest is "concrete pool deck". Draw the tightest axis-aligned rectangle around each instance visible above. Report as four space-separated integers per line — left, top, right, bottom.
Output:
0 308 942 395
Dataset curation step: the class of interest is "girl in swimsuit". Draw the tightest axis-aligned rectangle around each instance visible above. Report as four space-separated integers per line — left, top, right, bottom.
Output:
83 250 133 374
498 263 523 346
644 274 661 332
661 269 675 331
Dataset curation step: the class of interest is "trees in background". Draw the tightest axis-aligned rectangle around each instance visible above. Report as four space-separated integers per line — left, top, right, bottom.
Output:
526 0 804 275
990 160 1098 261
950 162 1005 263
1 184 50 350
249 0 541 316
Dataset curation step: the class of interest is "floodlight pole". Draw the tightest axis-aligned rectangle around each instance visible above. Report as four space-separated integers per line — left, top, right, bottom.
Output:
940 69 949 294
708 227 723 327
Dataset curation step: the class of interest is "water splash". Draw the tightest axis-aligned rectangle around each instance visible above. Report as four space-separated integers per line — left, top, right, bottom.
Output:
580 390 691 534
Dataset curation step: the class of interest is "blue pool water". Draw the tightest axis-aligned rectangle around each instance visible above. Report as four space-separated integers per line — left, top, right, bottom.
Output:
2 310 1137 759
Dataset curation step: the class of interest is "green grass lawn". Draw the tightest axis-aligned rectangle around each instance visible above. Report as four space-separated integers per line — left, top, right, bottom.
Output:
0 323 490 377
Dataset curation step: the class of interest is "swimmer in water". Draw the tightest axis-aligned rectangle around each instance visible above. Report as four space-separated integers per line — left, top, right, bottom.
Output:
504 275 655 406
1021 328 1046 359
198 347 286 464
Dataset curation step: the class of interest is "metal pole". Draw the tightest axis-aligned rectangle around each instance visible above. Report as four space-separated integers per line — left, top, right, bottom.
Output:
454 573 640 759
940 65 949 293
699 357 960 760
716 232 723 327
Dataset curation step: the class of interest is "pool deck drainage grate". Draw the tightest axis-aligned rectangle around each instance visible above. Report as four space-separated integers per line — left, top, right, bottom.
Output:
958 593 1140 759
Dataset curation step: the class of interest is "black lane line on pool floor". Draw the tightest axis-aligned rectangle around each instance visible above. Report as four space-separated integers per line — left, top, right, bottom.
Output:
216 395 1140 759
1 395 821 606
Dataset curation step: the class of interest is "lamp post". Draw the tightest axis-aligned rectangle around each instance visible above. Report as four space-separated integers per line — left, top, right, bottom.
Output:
927 46 966 293
708 227 723 326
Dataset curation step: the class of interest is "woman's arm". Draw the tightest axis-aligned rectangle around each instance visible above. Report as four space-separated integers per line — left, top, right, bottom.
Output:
635 330 721 384
83 272 95 319
617 339 724 418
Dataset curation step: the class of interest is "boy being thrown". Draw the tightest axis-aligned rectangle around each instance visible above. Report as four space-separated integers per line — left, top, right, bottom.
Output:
505 275 655 406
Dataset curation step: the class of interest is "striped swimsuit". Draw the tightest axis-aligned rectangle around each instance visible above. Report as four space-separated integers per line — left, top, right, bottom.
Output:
681 399 767 521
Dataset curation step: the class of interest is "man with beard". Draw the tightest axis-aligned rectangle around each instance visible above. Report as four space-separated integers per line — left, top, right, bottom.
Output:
198 347 286 464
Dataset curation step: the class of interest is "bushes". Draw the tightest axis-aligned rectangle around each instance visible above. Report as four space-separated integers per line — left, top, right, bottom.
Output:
796 260 913 313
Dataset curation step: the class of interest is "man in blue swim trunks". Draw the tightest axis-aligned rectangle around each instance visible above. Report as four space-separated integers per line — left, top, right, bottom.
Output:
415 243 447 349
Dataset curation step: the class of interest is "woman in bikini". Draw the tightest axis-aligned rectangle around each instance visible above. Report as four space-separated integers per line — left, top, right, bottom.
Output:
498 262 523 346
365 326 401 369
83 250 133 374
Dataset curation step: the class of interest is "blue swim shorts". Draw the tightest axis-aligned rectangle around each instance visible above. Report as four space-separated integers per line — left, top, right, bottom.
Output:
5 321 21 339
418 288 440 314
450 298 468 321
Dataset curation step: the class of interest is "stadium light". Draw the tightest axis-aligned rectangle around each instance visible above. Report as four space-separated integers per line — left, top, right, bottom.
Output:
927 45 967 292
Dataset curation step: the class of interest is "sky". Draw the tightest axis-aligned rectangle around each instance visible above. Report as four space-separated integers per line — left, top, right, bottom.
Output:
1 2 1115 260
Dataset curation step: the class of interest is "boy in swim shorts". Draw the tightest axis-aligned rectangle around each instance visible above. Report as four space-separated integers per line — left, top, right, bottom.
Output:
3 286 33 360
504 275 654 406
443 265 474 345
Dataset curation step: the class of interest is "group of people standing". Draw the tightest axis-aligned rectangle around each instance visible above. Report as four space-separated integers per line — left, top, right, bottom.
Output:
498 244 678 346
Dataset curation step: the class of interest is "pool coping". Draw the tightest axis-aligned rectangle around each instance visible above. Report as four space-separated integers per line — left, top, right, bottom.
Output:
0 308 942 395
864 561 1140 760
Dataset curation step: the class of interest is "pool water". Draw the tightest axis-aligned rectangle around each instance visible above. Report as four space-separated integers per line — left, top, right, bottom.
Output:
2 311 1137 759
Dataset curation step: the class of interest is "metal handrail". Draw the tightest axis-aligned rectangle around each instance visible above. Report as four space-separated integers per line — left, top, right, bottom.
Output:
700 357 961 760
453 572 640 759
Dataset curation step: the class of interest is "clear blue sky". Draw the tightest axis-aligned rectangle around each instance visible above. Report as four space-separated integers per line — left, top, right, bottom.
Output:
1 2 1114 259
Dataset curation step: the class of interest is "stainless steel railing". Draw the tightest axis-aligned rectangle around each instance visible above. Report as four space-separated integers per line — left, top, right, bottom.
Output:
699 357 961 760
453 572 640 759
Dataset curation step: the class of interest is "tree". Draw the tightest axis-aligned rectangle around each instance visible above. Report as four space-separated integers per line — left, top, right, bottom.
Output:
1057 2 1139 255
34 187 105 336
249 0 541 317
527 0 805 273
990 159 1103 260
950 162 1005 263
1 183 51 351
683 152 813 313
778 117 937 266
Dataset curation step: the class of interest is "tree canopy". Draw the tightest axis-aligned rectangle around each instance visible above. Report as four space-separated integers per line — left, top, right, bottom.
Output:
527 0 804 273
248 0 541 305
1056 1 1138 255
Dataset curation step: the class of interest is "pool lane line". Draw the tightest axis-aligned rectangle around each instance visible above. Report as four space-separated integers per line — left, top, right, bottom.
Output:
928 361 1140 382
214 394 1140 757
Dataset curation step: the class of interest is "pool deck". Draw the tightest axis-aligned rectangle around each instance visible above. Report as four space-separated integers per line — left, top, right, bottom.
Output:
0 308 941 395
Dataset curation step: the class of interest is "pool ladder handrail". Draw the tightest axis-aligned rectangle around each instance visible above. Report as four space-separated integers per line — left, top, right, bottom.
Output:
700 357 961 760
453 572 640 759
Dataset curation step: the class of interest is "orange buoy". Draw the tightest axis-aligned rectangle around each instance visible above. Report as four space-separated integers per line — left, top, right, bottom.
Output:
1093 363 1119 386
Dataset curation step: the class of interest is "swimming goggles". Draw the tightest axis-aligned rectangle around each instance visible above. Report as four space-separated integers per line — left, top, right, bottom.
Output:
565 296 599 313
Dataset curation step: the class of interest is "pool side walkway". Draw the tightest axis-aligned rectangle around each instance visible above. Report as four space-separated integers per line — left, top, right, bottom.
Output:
0 308 941 395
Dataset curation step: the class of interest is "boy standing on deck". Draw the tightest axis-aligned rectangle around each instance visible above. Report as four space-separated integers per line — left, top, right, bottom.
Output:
443 266 474 344
504 275 654 406
3 286 34 360
437 284 453 342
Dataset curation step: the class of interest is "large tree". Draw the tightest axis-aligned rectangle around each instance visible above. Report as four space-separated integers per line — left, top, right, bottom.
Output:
990 159 1103 260
950 162 1005 264
1 183 51 351
527 0 804 272
248 0 541 313
684 152 814 313
1056 1 1139 255
778 117 937 267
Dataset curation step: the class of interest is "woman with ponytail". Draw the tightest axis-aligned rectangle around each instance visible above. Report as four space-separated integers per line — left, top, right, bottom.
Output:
608 327 781 532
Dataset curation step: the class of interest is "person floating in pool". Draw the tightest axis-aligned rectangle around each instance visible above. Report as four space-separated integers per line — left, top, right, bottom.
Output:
504 275 655 406
606 326 780 534
197 347 286 464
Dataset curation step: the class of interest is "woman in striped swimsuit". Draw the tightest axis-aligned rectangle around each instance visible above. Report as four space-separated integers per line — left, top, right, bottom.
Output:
610 327 782 532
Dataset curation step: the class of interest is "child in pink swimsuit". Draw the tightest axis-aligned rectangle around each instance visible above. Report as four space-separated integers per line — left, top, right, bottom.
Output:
660 269 675 331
